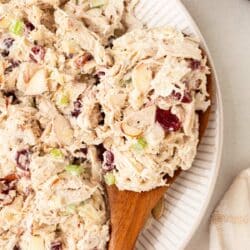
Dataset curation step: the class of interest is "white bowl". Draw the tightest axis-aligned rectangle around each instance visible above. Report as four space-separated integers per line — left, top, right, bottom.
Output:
134 0 223 249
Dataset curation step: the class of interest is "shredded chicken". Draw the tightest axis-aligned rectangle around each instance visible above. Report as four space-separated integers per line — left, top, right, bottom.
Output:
97 27 210 191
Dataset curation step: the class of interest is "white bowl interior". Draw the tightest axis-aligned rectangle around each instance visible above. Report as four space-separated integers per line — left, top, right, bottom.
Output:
134 0 223 249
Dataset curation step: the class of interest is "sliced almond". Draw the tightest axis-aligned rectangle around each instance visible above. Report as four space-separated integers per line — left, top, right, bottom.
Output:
53 114 73 146
132 63 152 93
121 105 156 137
28 236 45 250
25 69 48 95
121 122 143 138
152 197 165 220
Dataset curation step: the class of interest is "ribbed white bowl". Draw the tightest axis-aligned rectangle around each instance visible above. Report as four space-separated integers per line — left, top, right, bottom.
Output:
134 1 223 249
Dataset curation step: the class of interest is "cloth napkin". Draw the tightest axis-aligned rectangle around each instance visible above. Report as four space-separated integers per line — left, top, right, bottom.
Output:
209 169 250 250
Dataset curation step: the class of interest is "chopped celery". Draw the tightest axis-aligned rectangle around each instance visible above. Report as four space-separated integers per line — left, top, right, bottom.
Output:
90 0 107 8
65 164 84 176
9 20 24 36
132 137 148 151
58 94 69 106
104 173 115 186
50 148 63 158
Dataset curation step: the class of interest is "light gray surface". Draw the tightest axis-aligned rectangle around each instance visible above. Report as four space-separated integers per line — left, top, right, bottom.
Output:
182 0 250 249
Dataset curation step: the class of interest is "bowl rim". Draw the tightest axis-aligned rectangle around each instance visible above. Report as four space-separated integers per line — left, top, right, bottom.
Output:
175 1 224 249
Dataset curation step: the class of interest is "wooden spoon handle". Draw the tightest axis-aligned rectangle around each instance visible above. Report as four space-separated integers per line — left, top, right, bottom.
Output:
107 185 168 250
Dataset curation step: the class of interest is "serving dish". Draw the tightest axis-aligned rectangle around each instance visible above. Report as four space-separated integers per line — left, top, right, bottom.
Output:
133 0 223 249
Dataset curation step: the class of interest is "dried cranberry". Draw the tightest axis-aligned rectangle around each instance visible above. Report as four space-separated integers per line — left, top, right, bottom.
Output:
25 22 35 32
172 91 192 103
13 245 20 250
172 91 182 101
31 46 42 55
188 59 201 70
156 107 181 132
102 151 115 171
181 91 192 103
15 150 30 171
71 96 82 118
51 241 62 250
3 38 15 48
29 45 45 63
104 151 114 165
75 53 93 68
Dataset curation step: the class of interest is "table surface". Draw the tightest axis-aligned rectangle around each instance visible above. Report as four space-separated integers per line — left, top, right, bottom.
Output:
181 0 250 249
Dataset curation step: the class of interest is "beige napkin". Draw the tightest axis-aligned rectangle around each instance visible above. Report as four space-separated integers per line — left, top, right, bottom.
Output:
210 169 250 250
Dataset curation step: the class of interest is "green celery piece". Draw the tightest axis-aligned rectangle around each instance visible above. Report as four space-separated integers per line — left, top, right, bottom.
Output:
104 172 115 186
50 148 64 158
59 94 69 106
132 137 148 151
9 20 24 36
65 164 84 176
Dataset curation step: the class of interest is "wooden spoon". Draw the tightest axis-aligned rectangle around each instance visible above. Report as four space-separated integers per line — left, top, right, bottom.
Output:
107 78 212 250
